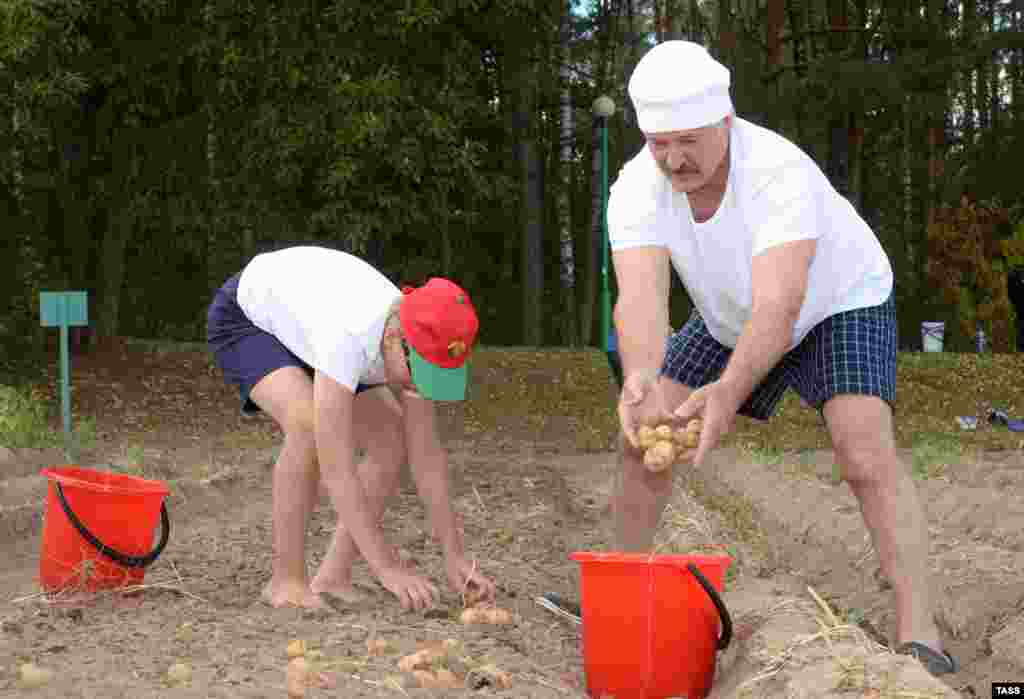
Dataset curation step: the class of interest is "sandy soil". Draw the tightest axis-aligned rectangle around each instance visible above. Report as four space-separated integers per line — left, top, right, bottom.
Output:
0 343 1019 698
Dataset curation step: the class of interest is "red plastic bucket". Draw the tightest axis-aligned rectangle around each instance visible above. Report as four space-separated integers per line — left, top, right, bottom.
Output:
570 552 733 699
38 466 170 592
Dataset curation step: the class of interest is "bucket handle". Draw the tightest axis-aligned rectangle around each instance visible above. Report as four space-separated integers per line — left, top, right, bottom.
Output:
54 482 170 569
685 563 733 651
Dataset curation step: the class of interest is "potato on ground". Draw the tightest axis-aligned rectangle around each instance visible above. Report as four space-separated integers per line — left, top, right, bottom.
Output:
366 638 394 656
459 605 513 625
286 639 307 659
166 662 192 685
413 667 462 689
287 657 310 697
18 664 53 689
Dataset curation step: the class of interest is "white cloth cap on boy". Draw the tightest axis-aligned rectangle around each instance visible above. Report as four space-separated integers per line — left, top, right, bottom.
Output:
628 40 733 133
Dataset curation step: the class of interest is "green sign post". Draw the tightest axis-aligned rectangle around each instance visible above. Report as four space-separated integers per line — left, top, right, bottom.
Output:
40 291 89 460
593 95 621 388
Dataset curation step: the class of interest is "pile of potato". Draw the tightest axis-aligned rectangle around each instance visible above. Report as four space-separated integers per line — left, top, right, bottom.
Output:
397 639 463 689
283 600 517 696
396 637 513 690
458 605 513 625
637 418 702 472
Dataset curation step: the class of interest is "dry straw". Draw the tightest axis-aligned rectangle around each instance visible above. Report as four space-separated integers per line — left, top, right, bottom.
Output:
736 586 952 699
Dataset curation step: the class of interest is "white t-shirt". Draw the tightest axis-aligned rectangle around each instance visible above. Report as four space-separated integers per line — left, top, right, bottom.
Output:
236 246 402 391
607 117 893 348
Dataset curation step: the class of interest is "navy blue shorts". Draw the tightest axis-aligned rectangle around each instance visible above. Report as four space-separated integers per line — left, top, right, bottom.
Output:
662 293 897 421
206 273 373 415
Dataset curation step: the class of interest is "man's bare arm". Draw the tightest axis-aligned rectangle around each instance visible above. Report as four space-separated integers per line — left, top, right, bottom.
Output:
612 245 673 381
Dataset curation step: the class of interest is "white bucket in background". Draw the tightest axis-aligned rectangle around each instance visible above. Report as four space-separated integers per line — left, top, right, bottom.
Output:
921 321 944 352
975 328 987 353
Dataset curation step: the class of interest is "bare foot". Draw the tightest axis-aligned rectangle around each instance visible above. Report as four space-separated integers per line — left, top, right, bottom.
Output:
310 579 371 604
261 580 326 609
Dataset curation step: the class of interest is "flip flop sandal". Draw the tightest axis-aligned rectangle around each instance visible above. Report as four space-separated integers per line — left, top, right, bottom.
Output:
989 409 1024 432
989 409 1011 427
895 642 959 676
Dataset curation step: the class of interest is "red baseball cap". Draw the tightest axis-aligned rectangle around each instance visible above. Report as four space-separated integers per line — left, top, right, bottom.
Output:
398 278 479 400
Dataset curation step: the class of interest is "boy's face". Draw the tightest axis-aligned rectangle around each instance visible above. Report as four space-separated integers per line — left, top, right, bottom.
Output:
382 330 418 396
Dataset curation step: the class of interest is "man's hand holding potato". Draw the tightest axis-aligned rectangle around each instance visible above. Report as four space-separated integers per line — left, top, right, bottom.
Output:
672 379 744 467
617 368 674 451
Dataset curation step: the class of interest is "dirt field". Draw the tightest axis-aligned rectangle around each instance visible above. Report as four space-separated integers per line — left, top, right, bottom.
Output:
0 342 1021 698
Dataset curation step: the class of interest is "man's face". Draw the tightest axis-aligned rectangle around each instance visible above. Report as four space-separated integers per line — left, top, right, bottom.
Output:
645 115 731 194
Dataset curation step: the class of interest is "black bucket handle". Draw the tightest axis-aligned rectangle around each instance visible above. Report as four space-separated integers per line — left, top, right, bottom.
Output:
54 482 170 569
686 562 733 651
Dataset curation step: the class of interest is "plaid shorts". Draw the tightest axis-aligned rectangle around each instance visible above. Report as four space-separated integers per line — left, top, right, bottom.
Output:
662 293 896 421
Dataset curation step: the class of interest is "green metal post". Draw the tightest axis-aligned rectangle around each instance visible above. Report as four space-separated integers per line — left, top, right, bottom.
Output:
59 324 73 460
39 290 87 462
600 118 610 352
598 116 623 388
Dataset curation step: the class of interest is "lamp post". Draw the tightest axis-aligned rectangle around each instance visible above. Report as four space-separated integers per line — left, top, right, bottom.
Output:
592 94 620 386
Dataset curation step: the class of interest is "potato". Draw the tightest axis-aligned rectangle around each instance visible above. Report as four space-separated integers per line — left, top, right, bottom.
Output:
18 663 53 689
670 420 702 449
286 657 310 697
654 424 673 441
420 638 459 654
433 667 462 688
166 662 192 685
490 669 514 689
397 644 447 672
685 418 702 448
412 669 436 688
397 650 429 672
462 584 488 607
672 426 689 446
461 605 513 625
644 440 676 471
459 607 489 625
413 668 464 689
636 425 659 449
366 638 394 656
484 607 513 625
411 667 461 689
286 638 307 659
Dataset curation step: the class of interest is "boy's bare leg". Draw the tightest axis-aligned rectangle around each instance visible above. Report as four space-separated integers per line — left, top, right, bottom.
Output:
249 367 325 609
311 388 406 600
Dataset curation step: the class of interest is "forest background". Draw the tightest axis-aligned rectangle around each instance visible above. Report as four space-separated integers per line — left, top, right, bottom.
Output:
3 0 1024 367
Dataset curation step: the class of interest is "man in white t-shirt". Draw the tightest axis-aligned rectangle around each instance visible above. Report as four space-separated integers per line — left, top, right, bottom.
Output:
604 41 955 676
207 246 495 611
